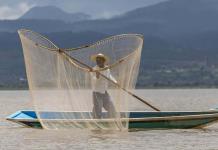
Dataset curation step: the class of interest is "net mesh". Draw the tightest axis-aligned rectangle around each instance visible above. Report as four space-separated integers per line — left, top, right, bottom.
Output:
18 29 143 130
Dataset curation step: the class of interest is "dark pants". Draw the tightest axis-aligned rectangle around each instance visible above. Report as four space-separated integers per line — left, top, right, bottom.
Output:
92 91 116 118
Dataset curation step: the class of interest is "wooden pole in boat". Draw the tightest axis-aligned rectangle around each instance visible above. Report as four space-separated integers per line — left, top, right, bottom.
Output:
58 49 160 112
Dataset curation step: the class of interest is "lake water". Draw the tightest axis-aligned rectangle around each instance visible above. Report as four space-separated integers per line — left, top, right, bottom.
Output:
1 89 218 150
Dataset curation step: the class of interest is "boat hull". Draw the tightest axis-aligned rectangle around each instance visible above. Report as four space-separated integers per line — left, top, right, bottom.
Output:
6 110 218 130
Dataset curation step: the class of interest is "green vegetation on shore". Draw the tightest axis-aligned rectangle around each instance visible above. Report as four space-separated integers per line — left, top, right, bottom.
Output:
2 64 218 90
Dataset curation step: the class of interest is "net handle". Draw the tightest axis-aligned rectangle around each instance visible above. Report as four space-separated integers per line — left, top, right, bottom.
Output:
58 48 161 112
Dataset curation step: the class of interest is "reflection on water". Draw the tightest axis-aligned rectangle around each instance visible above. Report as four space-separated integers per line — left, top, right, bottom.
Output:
0 90 218 150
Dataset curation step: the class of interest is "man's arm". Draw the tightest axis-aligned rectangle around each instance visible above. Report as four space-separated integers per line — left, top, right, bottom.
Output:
110 74 117 84
96 71 100 79
108 70 117 84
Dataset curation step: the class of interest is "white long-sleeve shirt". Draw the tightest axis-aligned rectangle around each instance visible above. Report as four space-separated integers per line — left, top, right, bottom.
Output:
91 66 117 93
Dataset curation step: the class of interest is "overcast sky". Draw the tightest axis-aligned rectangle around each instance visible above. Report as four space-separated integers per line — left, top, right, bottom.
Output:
0 0 167 19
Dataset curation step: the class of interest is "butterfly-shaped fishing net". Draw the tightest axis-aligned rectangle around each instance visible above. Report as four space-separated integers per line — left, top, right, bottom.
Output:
19 29 143 130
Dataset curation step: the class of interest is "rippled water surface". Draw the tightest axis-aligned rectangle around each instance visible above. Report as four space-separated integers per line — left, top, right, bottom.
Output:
1 90 218 150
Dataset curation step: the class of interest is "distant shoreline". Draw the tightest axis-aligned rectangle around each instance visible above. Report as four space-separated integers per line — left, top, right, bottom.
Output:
1 86 218 90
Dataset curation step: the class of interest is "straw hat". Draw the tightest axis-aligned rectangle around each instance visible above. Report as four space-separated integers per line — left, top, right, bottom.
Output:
90 53 109 63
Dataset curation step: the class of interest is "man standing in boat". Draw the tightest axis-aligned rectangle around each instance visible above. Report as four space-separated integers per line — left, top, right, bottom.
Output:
91 53 117 119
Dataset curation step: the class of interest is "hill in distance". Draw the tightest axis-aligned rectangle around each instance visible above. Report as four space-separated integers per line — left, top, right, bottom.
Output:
2 0 218 88
20 6 91 23
3 0 218 36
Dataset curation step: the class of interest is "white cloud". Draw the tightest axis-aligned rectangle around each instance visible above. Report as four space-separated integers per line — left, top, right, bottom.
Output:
0 2 33 20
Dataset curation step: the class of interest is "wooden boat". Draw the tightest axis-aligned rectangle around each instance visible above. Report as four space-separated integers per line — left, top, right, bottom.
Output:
6 110 218 130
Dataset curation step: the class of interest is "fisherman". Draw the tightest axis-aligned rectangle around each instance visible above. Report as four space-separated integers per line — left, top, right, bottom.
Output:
91 53 117 119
